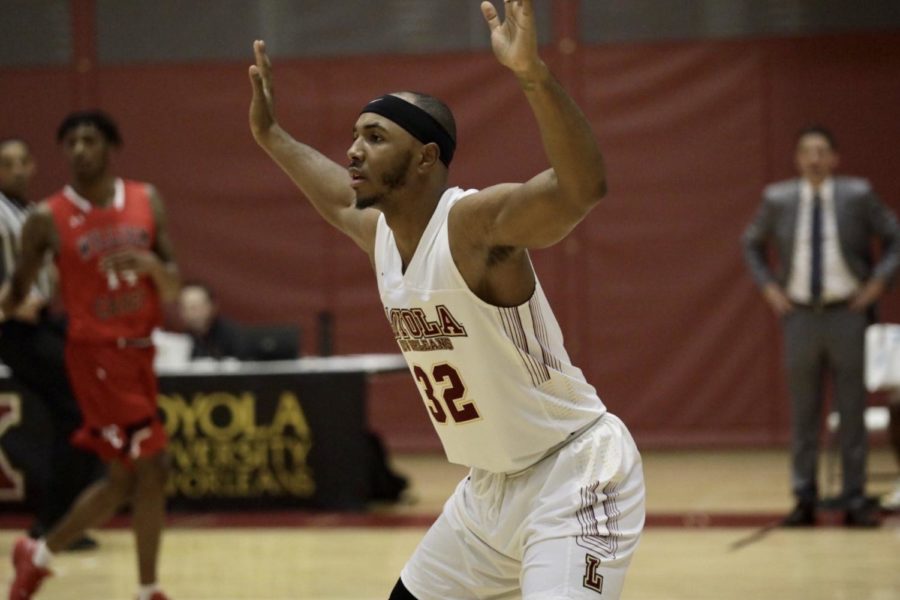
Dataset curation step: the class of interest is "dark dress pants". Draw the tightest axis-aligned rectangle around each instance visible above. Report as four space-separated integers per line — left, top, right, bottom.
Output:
0 315 101 532
783 306 868 504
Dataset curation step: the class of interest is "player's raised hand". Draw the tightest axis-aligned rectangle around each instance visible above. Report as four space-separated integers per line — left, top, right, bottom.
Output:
480 0 541 77
249 39 278 141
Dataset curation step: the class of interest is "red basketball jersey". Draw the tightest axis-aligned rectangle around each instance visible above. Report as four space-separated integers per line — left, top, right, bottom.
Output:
48 178 162 343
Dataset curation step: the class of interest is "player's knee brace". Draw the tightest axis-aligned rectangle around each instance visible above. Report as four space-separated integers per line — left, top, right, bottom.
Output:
388 577 418 600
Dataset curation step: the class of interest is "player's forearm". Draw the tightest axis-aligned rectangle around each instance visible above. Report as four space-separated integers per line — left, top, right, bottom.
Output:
517 62 607 208
1 264 40 316
256 125 356 230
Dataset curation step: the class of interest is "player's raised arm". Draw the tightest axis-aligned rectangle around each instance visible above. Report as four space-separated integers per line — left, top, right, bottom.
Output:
248 40 378 255
458 0 607 250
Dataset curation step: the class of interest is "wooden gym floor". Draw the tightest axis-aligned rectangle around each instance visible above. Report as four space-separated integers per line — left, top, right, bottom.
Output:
1 448 898 599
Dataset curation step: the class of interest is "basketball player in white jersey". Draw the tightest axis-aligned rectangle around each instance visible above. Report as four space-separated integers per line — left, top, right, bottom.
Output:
248 1 644 598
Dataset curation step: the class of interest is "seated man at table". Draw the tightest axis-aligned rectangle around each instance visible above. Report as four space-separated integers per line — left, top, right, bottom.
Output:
177 281 300 361
176 282 242 359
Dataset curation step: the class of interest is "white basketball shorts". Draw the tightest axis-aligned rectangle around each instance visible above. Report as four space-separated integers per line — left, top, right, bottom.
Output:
400 412 645 600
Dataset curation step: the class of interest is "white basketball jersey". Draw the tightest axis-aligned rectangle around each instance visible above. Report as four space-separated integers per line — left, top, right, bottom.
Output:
374 187 606 473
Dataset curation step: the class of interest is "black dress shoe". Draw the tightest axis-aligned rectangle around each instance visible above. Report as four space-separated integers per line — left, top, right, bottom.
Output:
27 523 44 540
65 535 99 551
844 504 880 528
782 502 816 527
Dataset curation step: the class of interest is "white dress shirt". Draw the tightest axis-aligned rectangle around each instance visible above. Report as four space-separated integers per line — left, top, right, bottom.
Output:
787 178 860 304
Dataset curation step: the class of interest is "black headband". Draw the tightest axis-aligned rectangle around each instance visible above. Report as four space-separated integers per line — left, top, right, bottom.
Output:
360 95 455 167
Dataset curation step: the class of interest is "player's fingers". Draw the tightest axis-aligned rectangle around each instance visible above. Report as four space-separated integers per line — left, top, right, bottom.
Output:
100 251 134 268
98 257 119 271
250 41 264 91
480 1 500 31
254 40 272 76
253 40 275 99
249 65 264 94
502 0 530 25
517 0 536 24
99 260 119 273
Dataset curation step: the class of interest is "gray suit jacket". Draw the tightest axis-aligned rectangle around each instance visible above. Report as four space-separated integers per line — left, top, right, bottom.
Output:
742 176 900 290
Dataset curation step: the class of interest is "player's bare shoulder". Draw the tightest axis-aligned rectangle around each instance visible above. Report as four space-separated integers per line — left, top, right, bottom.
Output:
448 184 519 251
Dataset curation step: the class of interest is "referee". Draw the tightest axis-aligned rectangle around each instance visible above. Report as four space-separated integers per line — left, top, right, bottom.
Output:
0 137 100 550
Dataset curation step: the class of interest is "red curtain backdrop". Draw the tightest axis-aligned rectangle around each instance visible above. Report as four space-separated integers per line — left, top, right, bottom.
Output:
3 31 900 451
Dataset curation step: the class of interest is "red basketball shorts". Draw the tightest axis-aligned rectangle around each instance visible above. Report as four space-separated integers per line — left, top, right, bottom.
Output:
65 342 167 464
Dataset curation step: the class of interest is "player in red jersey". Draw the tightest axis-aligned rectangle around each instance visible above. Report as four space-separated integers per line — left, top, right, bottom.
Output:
1 111 180 600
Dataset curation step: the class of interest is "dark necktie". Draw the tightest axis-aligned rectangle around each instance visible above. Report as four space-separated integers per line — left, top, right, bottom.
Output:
810 194 823 302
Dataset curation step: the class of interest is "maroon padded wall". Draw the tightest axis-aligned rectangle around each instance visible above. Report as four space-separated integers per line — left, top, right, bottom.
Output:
3 31 899 451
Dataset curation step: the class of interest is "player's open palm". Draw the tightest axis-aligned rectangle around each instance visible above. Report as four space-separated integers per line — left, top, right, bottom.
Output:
249 40 277 140
481 0 539 76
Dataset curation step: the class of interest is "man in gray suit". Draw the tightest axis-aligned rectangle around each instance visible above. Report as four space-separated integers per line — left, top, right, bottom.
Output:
743 125 900 527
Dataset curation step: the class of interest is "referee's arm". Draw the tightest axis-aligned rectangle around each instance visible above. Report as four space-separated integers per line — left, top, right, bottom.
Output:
0 208 55 320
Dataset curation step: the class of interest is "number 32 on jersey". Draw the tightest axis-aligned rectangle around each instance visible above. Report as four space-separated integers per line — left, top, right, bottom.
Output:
412 363 481 424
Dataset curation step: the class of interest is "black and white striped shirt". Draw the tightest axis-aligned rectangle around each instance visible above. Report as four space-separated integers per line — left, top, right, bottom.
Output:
0 191 50 297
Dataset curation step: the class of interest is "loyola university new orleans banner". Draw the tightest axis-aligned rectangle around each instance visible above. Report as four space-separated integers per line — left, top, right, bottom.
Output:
0 370 371 512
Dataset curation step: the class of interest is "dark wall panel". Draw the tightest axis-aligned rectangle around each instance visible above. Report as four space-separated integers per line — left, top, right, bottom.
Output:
0 68 76 196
